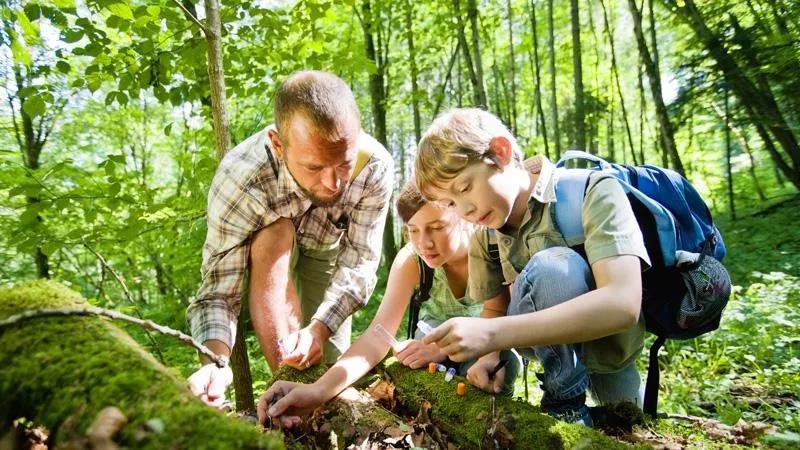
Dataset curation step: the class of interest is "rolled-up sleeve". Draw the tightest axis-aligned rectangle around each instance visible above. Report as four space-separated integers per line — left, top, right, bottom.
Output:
187 167 277 349
311 157 394 332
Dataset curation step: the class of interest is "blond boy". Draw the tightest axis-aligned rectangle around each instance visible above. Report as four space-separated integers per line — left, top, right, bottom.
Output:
415 108 649 425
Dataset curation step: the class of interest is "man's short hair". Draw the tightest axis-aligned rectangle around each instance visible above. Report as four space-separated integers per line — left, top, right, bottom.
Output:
396 179 428 224
274 70 361 142
414 108 522 199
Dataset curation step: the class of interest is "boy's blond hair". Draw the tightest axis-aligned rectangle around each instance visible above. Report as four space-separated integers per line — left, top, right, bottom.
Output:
414 108 523 198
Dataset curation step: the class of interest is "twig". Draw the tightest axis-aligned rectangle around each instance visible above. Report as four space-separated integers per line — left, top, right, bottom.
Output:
170 0 209 35
0 306 227 368
82 241 166 363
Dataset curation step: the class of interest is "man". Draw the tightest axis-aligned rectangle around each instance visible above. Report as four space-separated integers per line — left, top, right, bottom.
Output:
187 71 393 407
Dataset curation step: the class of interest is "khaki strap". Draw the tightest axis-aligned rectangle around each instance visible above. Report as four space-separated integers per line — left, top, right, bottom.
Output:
349 146 373 181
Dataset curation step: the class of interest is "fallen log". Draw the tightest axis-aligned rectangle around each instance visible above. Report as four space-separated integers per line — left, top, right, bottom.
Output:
0 280 282 449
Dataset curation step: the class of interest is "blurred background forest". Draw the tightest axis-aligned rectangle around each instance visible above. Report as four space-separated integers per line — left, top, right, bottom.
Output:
1 0 798 444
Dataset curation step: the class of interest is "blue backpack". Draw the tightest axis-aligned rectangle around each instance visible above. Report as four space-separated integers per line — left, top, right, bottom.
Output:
552 151 731 416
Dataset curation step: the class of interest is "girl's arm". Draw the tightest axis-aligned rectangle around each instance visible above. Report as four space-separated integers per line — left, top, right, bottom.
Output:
308 246 420 403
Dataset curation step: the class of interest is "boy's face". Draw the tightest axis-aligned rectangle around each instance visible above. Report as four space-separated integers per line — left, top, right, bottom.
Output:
429 160 519 229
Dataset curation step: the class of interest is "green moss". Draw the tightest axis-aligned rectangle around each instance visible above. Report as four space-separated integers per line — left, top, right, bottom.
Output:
0 280 282 449
382 359 641 449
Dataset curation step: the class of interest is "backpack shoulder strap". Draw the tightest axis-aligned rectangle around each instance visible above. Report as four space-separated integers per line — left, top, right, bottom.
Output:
349 138 375 182
407 255 435 340
553 168 594 246
486 228 501 264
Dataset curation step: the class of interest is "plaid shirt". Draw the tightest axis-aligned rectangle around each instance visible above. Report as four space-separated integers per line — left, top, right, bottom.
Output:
187 125 394 349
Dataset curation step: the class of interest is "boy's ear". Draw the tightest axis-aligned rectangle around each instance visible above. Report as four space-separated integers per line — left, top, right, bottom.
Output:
489 136 514 168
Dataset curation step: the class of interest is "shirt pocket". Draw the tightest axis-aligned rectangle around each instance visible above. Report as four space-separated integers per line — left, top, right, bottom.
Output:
298 210 347 252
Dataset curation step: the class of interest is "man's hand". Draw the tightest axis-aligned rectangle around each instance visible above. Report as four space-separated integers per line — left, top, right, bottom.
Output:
422 317 497 362
394 339 446 369
187 363 234 407
281 319 331 370
257 381 325 429
466 352 504 394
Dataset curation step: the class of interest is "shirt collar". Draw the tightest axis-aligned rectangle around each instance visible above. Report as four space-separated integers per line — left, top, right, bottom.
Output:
526 155 558 204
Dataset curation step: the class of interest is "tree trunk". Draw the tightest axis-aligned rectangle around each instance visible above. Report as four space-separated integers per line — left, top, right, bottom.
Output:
466 0 488 108
404 0 421 184
547 0 561 157
203 0 232 160
452 0 480 107
362 0 397 265
599 0 638 165
724 83 736 220
506 0 518 134
0 281 282 449
528 0 550 159
663 0 800 189
628 0 685 175
570 0 586 150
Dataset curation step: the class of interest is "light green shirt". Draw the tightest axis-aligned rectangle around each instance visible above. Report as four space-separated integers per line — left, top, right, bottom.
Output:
468 162 651 373
405 245 484 324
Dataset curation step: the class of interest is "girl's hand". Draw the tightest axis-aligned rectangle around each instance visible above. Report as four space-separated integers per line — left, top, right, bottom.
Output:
394 339 446 369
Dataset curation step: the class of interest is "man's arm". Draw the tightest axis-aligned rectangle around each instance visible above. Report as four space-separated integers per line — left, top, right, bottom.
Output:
310 155 394 333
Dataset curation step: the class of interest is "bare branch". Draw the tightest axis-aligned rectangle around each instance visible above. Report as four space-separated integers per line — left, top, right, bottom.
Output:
170 0 209 35
0 306 227 368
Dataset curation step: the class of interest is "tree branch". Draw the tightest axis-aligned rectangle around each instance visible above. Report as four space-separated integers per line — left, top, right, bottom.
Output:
170 0 209 35
0 306 227 368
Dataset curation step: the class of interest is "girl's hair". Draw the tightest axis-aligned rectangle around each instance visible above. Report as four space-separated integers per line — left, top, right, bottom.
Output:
396 179 428 224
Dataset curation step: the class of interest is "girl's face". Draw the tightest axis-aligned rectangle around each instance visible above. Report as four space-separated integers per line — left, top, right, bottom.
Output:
406 203 469 268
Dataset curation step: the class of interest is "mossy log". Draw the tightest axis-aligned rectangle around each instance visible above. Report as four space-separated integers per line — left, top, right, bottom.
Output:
0 280 282 450
270 359 641 449
382 360 638 449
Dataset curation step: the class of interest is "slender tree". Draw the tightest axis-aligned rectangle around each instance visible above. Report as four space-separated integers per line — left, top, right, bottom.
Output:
628 0 685 174
404 0 421 182
506 0 518 134
466 0 488 108
570 0 586 150
724 82 736 220
599 0 637 164
547 0 561 156
527 0 550 159
361 0 397 264
452 0 481 107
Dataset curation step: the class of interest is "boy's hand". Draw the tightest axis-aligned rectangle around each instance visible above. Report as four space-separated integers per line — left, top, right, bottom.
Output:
258 381 324 428
281 320 330 370
466 352 504 394
187 363 233 407
422 317 497 362
394 339 446 369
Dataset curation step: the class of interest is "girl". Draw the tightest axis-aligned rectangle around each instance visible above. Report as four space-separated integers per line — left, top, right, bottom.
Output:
259 180 519 427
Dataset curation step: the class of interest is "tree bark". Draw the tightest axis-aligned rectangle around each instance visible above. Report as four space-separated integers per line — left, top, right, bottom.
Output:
724 83 736 220
0 280 282 449
628 0 685 174
506 0 518 134
362 0 397 265
404 0 421 148
547 0 561 157
570 0 586 150
466 0 488 108
599 0 638 165
528 0 550 159
452 0 480 107
203 0 232 160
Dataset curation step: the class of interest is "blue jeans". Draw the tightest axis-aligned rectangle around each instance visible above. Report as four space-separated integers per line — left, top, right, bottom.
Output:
507 247 642 406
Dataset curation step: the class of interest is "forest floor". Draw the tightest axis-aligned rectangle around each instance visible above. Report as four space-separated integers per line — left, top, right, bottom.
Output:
122 194 800 448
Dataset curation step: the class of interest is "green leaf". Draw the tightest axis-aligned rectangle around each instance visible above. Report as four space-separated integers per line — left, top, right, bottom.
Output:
164 123 173 136
109 182 121 196
22 96 46 118
20 203 46 226
41 241 61 256
107 3 134 21
108 154 126 164
10 34 32 67
23 4 41 20
56 60 71 74
146 5 161 16
52 0 76 8
17 10 39 44
62 28 84 43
